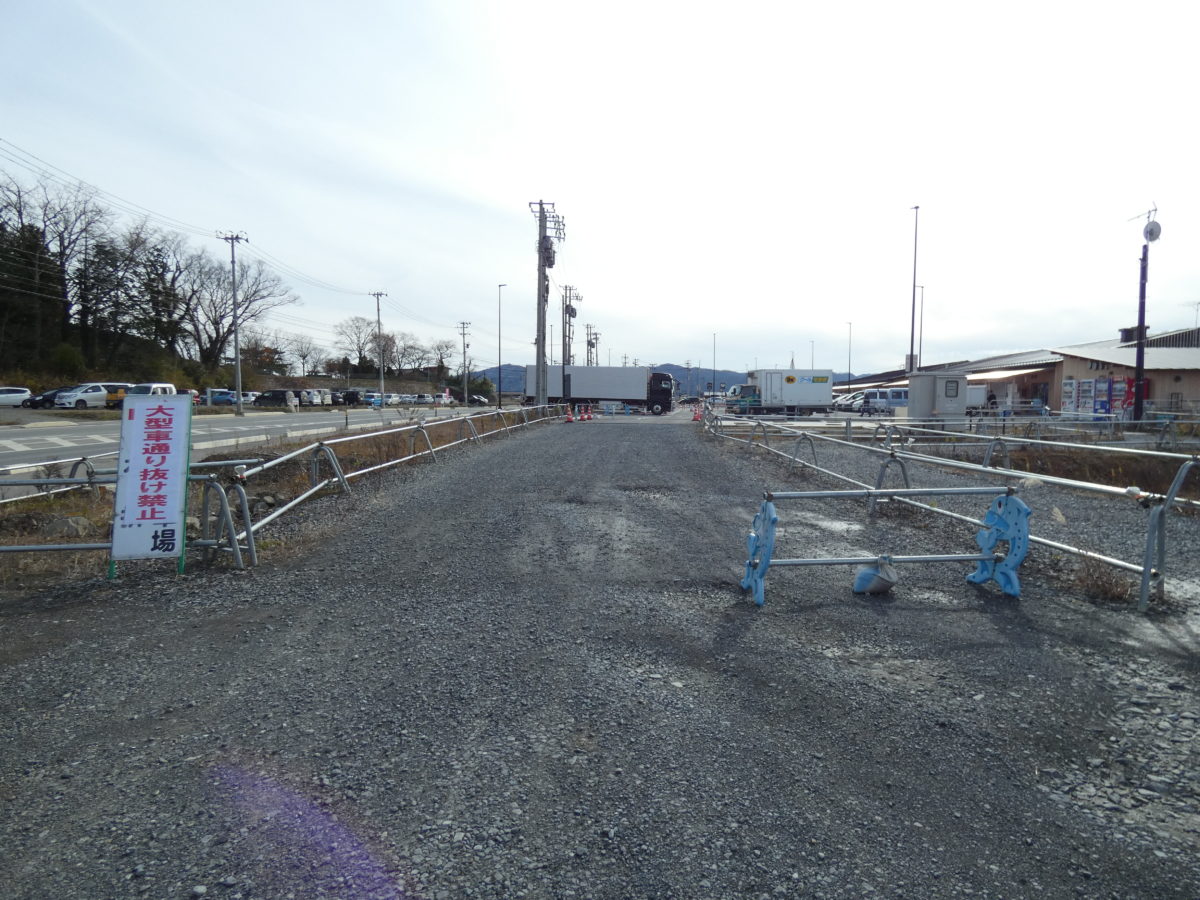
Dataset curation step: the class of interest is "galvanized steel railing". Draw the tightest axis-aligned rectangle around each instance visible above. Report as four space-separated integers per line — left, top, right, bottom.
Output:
0 405 565 568
704 412 1199 612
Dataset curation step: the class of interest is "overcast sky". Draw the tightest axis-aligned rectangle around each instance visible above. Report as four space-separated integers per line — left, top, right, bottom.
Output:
3 0 1198 377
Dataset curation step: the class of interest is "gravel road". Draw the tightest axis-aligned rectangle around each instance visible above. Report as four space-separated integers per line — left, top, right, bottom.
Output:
2 412 1198 899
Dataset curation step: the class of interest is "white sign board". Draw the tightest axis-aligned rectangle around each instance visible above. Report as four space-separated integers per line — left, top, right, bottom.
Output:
111 396 193 561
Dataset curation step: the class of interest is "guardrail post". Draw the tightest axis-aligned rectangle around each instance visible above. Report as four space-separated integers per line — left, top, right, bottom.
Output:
1139 458 1199 610
982 438 1012 469
415 425 436 461
787 433 819 475
869 455 911 514
199 477 244 569
226 481 257 566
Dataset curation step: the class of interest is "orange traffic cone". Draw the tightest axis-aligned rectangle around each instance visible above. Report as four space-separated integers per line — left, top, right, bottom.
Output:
692 406 702 421
565 406 574 423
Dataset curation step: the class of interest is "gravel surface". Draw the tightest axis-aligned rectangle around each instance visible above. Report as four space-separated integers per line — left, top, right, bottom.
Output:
2 412 1198 899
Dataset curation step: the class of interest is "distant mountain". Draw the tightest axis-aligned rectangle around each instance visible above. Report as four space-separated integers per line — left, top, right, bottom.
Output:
474 363 526 393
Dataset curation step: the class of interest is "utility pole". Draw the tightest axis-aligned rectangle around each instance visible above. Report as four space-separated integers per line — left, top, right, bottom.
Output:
217 232 248 416
530 201 565 405
370 291 387 407
497 284 506 409
586 324 599 367
561 285 581 366
458 321 470 406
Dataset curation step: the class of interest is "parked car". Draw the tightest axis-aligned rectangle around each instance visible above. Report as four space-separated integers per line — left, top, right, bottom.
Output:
120 383 176 406
831 390 865 411
56 382 130 410
416 393 435 405
858 388 908 416
341 389 362 406
253 389 293 407
25 386 72 409
384 393 401 406
330 391 344 406
104 383 133 408
0 386 33 407
207 389 237 406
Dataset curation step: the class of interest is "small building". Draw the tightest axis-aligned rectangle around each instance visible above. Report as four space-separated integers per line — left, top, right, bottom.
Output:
1053 327 1200 415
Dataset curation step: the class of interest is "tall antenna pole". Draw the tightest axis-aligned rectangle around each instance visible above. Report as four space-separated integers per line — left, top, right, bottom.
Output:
218 232 248 417
370 291 387 407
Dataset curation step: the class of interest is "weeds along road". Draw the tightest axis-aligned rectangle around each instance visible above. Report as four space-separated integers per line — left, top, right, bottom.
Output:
2 411 1198 898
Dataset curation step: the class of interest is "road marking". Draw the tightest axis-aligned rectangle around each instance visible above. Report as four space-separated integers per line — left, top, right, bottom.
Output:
39 436 76 447
0 439 32 451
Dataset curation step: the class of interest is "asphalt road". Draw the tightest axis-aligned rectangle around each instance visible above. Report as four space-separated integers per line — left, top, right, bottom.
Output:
0 405 480 474
1 412 1197 898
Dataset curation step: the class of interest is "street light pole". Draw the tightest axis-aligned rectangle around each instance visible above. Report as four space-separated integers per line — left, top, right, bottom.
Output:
909 205 919 372
846 321 852 387
497 283 506 409
917 285 925 368
712 333 716 400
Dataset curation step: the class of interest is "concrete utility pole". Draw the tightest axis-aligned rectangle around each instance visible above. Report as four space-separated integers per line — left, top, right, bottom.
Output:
561 285 581 367
497 284 506 409
370 291 387 406
529 200 565 405
586 324 599 367
458 321 470 406
218 232 248 417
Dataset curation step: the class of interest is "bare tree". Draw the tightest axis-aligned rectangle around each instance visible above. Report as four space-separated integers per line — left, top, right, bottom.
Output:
430 338 456 378
182 251 298 371
289 332 321 376
334 315 377 371
394 331 430 374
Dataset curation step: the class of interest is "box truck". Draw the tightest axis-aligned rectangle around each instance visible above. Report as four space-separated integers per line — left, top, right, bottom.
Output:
524 366 674 414
725 369 834 415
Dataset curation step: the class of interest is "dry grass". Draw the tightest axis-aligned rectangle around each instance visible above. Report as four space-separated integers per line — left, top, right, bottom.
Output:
1072 558 1137 606
1008 446 1197 501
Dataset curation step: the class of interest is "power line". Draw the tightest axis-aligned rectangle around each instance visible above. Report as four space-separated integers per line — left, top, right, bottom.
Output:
0 138 213 238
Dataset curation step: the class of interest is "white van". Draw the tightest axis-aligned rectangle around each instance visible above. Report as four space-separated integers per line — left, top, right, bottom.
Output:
860 388 908 416
125 382 176 399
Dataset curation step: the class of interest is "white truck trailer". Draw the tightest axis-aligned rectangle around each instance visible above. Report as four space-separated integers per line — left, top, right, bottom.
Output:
524 366 674 414
725 369 834 415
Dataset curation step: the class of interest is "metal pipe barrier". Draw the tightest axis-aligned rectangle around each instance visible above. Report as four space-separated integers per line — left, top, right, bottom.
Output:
740 487 1030 606
712 415 1197 612
1 407 564 568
